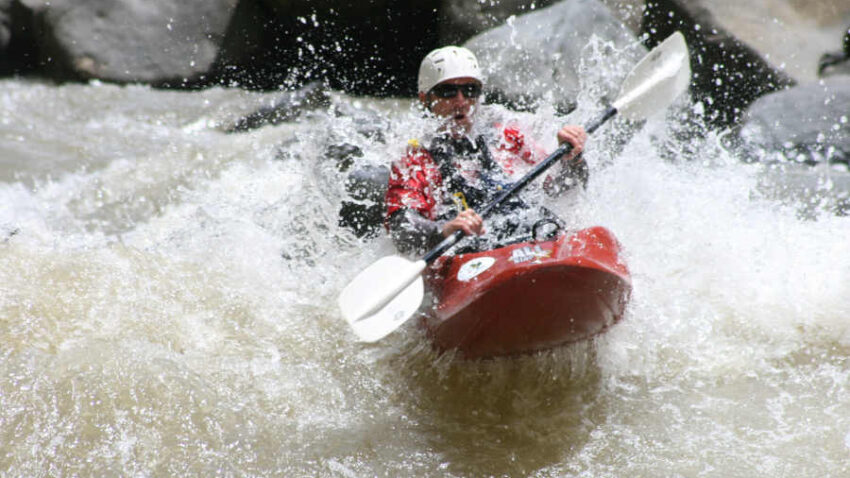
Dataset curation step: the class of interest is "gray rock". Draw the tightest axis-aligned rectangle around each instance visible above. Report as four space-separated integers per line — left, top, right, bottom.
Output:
225 82 331 133
739 77 850 165
756 162 850 218
819 27 850 78
254 0 442 94
260 0 396 16
338 163 389 239
464 0 643 113
438 0 558 45
18 0 261 84
820 60 850 78
645 0 850 84
0 0 10 53
642 0 796 129
1 223 19 243
597 0 644 34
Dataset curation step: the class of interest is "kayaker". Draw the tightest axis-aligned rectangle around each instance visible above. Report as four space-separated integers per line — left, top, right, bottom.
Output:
385 45 588 255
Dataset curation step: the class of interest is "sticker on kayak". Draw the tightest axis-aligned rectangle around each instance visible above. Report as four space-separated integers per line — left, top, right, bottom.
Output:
510 245 553 264
457 257 496 282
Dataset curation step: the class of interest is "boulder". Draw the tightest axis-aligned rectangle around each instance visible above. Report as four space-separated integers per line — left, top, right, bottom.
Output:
437 0 559 45
224 82 331 133
259 0 394 16
598 0 644 34
338 163 389 239
738 77 850 165
14 0 264 85
255 0 441 95
642 0 796 128
643 0 850 128
645 0 850 84
756 162 850 218
0 0 10 53
328 105 392 238
464 0 644 113
819 26 850 78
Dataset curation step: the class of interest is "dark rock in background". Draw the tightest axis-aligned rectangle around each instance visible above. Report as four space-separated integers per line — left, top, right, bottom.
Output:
225 81 330 132
739 77 850 165
1 0 439 91
0 0 10 54
338 163 389 239
323 138 388 239
819 27 850 78
465 0 644 113
0 0 602 96
327 143 363 173
9 0 265 85
246 0 442 94
598 0 644 34
438 0 559 45
642 0 796 129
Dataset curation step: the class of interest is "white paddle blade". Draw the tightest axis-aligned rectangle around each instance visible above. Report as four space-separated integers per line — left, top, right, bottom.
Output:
348 275 424 342
613 31 691 121
338 256 427 338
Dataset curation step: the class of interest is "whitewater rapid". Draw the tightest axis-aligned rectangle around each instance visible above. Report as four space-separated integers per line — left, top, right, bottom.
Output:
1 76 850 476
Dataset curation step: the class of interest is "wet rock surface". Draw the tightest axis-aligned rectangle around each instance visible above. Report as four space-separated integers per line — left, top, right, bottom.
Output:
438 0 559 45
9 0 263 85
225 82 331 133
819 27 850 78
642 0 796 128
739 77 850 166
0 0 10 54
465 0 644 114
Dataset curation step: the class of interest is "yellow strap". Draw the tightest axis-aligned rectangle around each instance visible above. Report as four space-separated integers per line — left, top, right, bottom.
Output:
452 192 469 211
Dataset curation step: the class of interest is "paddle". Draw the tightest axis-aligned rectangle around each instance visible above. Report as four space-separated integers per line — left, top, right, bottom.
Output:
338 31 691 342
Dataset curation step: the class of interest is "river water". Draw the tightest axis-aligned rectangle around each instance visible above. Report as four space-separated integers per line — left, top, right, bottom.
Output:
1 72 850 477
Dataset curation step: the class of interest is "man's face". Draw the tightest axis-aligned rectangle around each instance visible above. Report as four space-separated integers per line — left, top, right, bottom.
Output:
419 77 482 136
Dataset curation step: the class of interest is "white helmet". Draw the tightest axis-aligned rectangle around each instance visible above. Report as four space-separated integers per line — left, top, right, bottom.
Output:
418 46 483 94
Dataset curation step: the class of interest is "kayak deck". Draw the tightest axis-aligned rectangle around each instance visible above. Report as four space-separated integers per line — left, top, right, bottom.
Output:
422 226 631 359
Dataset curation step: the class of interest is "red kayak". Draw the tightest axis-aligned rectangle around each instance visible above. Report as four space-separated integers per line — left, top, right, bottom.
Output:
422 226 631 359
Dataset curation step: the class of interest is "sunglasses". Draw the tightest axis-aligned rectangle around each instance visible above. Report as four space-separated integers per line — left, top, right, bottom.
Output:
429 83 482 99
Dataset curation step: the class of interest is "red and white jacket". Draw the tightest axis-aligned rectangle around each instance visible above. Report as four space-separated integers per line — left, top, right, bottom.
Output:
383 124 587 254
385 125 546 222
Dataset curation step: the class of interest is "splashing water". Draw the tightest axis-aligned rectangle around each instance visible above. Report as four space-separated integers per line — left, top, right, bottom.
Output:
1 67 849 478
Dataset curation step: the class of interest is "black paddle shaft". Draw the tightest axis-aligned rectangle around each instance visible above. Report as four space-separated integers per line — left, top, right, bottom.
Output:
422 106 618 264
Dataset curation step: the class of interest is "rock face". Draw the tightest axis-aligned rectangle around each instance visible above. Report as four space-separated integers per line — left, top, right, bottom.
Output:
465 0 643 113
642 0 796 128
739 77 850 165
253 0 442 94
0 0 10 54
438 0 559 45
2 0 646 94
642 0 850 128
819 27 850 78
598 0 645 33
11 0 264 85
224 82 330 133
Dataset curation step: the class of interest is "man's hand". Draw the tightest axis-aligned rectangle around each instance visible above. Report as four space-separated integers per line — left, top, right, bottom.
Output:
442 209 485 237
556 125 587 160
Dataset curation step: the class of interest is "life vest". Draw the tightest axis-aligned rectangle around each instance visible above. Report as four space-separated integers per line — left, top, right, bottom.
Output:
427 133 555 242
385 125 572 248
428 134 527 217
